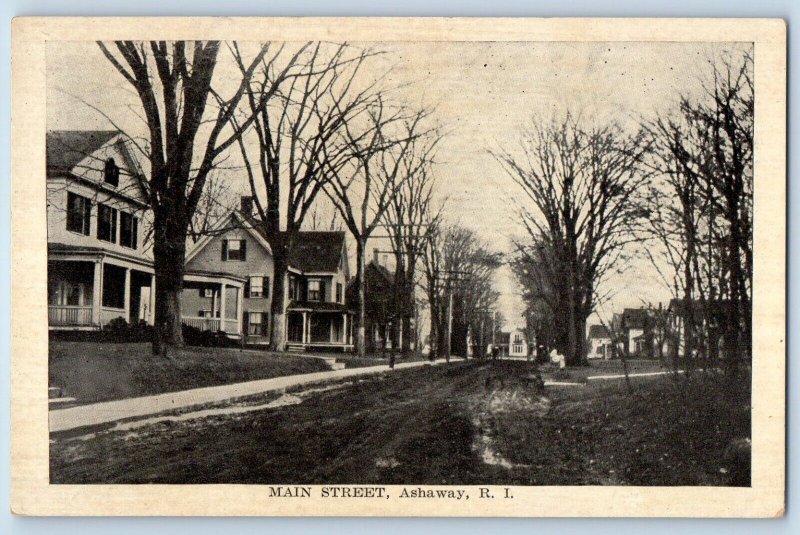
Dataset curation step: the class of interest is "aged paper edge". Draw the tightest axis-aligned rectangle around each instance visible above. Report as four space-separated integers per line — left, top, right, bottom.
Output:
10 17 786 517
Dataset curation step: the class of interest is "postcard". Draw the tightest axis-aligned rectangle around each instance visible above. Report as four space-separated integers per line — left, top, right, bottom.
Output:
11 17 786 517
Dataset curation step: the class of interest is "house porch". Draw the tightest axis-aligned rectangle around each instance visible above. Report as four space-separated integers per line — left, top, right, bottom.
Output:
180 272 245 338
286 308 354 352
48 253 155 330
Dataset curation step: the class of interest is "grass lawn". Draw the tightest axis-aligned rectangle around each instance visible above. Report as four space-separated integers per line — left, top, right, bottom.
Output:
334 351 430 369
49 341 331 405
540 358 671 382
50 360 751 486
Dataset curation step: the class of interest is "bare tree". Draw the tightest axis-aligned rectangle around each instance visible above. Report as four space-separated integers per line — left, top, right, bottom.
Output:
643 49 753 372
381 132 440 354
187 173 238 243
232 42 381 351
324 101 434 356
98 41 273 354
421 224 502 360
495 114 651 366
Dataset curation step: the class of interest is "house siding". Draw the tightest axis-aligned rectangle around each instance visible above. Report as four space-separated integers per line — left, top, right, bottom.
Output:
185 223 274 333
47 138 152 260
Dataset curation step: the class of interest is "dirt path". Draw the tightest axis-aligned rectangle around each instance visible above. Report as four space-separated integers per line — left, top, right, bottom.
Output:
50 361 748 486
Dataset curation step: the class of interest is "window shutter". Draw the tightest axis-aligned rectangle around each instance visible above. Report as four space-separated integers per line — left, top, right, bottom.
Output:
244 279 251 298
83 197 92 235
264 276 270 299
240 240 247 260
132 217 138 249
243 312 250 335
262 312 269 333
319 280 326 302
221 240 228 261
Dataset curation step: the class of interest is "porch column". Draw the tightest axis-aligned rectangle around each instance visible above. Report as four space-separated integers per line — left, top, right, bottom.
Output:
236 284 243 335
342 313 348 344
92 260 102 326
123 268 131 322
220 282 227 330
301 311 308 344
148 274 156 325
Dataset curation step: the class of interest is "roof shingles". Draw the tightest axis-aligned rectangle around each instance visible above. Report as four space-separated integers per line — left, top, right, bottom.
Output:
47 130 120 176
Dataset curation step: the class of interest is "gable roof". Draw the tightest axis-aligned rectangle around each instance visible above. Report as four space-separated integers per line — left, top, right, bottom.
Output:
47 130 121 176
185 210 273 264
286 231 346 274
186 209 348 275
621 308 651 329
588 324 611 339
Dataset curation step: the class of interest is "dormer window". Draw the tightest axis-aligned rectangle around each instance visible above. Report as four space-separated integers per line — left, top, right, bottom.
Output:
104 158 120 187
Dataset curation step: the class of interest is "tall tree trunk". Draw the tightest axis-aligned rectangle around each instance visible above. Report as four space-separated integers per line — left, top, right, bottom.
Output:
270 267 288 351
151 211 187 356
356 237 367 357
428 291 439 361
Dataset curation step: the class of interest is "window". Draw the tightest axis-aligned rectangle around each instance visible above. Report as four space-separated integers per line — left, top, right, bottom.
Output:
307 279 321 302
513 334 522 343
222 239 246 261
49 281 92 307
104 158 120 187
119 212 138 249
248 311 266 336
336 282 343 303
248 276 269 298
66 192 91 235
101 264 125 309
202 288 214 298
97 203 118 243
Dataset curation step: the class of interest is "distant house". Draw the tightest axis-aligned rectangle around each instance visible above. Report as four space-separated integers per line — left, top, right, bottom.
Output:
493 329 528 358
346 254 395 352
509 329 528 358
666 298 734 359
612 308 655 358
587 324 613 359
47 130 155 330
183 198 354 350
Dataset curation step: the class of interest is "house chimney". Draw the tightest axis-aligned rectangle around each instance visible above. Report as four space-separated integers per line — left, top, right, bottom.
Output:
373 248 380 265
240 196 254 216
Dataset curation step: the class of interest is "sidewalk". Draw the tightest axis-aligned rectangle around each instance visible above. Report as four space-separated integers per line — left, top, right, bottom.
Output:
49 358 451 433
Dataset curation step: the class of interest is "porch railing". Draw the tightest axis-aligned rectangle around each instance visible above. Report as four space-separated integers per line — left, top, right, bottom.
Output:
182 317 221 332
48 305 93 325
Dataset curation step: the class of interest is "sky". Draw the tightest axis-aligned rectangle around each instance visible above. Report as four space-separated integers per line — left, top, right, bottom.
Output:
47 40 749 330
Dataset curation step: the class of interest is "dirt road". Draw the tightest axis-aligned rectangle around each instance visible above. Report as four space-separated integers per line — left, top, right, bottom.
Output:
50 361 749 486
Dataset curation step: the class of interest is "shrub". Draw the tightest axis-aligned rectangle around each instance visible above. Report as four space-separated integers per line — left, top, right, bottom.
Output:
104 317 155 343
181 324 235 348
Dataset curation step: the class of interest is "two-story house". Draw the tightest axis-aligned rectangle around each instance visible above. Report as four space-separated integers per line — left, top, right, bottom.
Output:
284 231 354 351
182 198 354 350
346 255 395 352
47 130 156 330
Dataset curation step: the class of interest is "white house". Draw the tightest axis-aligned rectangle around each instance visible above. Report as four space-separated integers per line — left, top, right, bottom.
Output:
587 324 613 359
47 130 155 330
508 329 529 358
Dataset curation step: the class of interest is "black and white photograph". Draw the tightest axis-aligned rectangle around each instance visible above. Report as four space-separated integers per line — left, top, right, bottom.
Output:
10 17 786 517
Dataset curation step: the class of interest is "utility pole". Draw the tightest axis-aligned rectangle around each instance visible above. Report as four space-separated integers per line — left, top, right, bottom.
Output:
492 309 496 347
446 285 453 363
433 268 468 363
